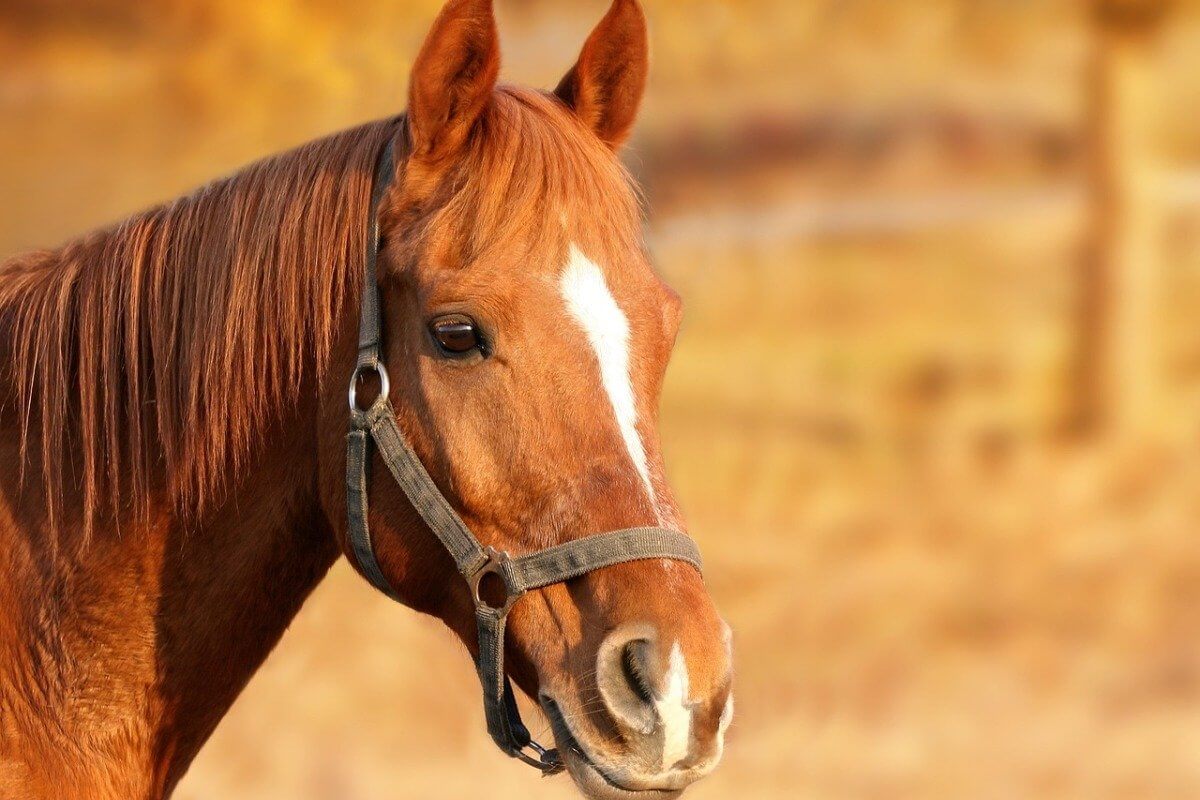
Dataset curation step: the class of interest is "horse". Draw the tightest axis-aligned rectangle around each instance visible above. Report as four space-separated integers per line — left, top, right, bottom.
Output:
0 1 734 797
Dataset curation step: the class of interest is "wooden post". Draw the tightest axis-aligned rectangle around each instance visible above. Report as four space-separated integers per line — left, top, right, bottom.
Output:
1075 0 1170 437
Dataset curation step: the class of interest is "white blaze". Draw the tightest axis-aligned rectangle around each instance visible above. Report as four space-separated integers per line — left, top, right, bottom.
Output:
560 244 657 508
656 642 692 770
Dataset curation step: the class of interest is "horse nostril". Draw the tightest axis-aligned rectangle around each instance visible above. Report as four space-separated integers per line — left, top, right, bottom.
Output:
596 626 661 735
621 639 656 705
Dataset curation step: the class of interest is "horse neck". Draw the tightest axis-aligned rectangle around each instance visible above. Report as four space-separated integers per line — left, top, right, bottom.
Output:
0 359 340 798
151 401 341 791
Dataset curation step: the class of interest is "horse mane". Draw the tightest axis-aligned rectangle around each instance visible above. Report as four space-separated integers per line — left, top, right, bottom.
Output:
0 85 640 540
0 117 396 536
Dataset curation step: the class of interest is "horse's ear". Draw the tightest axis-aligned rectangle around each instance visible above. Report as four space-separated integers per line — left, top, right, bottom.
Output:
554 0 649 149
407 0 500 161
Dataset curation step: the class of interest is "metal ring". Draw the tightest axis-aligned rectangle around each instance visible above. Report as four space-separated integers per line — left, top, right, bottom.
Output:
513 740 564 774
470 547 522 616
349 362 391 413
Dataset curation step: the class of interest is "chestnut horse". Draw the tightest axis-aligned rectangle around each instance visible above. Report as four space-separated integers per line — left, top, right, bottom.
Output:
0 1 733 798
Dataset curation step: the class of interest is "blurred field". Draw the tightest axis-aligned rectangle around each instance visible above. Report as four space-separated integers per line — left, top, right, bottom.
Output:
6 1 1200 798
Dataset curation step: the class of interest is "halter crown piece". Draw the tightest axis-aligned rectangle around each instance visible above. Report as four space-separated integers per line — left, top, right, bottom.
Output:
345 137 704 773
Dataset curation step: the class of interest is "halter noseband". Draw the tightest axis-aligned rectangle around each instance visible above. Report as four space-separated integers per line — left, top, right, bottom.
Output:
345 138 703 773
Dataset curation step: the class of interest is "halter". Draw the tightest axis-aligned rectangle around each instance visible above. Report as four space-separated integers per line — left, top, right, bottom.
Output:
345 138 703 773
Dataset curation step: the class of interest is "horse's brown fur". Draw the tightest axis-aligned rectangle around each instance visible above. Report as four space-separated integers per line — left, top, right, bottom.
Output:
0 2 731 798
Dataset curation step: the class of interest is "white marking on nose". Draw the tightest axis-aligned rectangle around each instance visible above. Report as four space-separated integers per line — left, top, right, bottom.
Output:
718 694 734 734
560 244 657 510
656 642 692 770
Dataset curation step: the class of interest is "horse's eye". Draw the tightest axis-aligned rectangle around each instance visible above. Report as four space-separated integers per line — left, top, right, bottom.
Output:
430 315 481 355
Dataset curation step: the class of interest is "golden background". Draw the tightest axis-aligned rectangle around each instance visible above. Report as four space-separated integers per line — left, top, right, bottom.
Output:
4 0 1200 797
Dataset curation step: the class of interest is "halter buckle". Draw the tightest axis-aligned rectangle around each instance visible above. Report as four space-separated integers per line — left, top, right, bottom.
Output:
470 547 523 617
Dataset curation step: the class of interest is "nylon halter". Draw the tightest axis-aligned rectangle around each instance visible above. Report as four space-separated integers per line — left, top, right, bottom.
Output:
345 138 703 773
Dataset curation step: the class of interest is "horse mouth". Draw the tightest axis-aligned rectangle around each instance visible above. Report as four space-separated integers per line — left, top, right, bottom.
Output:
540 696 684 800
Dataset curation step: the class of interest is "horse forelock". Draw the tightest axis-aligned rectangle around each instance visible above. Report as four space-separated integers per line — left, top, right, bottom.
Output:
400 86 644 270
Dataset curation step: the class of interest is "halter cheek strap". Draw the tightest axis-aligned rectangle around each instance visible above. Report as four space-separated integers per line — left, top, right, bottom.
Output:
345 138 703 773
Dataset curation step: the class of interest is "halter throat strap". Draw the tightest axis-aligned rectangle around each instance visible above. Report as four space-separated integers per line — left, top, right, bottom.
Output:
345 138 703 774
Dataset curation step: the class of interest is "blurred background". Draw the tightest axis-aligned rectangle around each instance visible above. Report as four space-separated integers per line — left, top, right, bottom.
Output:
4 0 1200 797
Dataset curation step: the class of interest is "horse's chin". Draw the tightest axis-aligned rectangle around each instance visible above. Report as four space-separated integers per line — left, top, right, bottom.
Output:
560 748 683 800
541 697 684 800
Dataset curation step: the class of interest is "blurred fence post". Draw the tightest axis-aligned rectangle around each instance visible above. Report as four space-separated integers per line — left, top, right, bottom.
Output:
1074 0 1170 438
